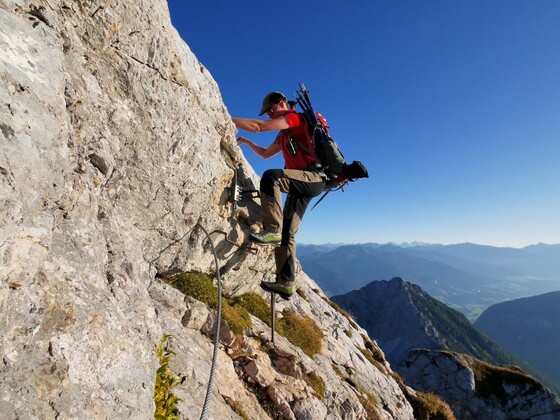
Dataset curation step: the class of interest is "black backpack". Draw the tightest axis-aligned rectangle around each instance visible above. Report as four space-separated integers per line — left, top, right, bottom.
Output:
293 84 369 203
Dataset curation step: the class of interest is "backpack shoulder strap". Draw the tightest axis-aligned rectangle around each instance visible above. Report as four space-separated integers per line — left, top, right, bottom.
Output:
284 113 317 157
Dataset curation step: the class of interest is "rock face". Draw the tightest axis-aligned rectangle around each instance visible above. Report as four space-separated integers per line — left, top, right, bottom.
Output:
0 1 414 418
400 349 560 420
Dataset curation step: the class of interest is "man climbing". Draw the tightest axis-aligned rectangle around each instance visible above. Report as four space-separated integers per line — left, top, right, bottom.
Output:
232 91 326 300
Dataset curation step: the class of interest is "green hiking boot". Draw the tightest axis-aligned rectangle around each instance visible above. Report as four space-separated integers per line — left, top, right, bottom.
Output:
260 280 295 300
250 230 281 245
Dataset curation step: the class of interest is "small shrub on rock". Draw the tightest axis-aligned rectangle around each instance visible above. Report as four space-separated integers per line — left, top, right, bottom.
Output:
153 335 181 420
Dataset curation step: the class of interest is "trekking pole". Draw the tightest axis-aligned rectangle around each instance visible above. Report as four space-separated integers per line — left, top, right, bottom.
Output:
311 181 348 211
300 84 312 108
296 93 312 118
296 84 322 131
271 292 276 346
310 189 331 211
298 84 315 117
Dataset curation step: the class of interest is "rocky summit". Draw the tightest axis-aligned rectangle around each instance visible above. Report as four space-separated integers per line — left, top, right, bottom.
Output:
0 1 420 418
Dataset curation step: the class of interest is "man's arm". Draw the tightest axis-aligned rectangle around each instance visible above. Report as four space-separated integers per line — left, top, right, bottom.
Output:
232 114 287 158
237 136 281 159
232 116 289 132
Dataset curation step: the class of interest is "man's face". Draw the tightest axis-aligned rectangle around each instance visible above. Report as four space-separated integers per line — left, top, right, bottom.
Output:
267 101 283 118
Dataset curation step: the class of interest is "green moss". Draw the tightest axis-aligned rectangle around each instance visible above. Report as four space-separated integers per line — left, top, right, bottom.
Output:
167 272 217 308
410 391 456 420
276 312 323 357
165 272 251 336
232 292 272 327
222 301 252 335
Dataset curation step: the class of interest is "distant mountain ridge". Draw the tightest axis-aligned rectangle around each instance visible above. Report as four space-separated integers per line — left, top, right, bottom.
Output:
475 290 560 388
299 242 560 320
332 277 560 396
332 277 519 366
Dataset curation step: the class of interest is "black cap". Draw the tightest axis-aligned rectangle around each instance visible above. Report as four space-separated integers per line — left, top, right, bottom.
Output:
259 91 287 116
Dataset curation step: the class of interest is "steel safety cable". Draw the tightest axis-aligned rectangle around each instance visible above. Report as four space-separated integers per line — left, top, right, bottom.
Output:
198 224 222 420
147 217 226 419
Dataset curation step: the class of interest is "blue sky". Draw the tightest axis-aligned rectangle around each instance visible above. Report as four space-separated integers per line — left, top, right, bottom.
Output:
167 1 560 247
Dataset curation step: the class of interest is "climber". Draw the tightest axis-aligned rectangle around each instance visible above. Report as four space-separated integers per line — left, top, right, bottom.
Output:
232 91 326 300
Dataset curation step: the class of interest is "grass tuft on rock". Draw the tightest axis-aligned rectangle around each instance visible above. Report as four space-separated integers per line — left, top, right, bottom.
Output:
356 389 381 420
167 272 217 307
303 370 326 399
223 396 250 420
361 334 385 364
232 292 272 327
296 288 307 300
410 391 456 420
165 272 251 335
389 368 456 420
276 312 323 357
468 358 540 404
321 296 359 329
222 302 252 335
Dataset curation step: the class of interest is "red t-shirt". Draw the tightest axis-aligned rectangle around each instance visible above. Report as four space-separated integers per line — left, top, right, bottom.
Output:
275 110 326 170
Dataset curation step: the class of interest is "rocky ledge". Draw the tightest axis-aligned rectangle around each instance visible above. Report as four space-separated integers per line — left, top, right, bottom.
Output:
399 349 560 420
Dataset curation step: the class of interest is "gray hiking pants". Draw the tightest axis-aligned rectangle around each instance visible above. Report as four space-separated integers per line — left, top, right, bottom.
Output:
260 169 325 282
